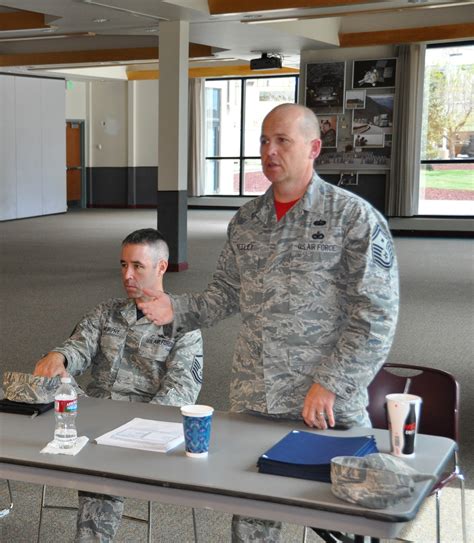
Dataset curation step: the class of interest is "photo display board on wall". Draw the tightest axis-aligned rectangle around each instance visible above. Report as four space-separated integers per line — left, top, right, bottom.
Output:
304 57 397 169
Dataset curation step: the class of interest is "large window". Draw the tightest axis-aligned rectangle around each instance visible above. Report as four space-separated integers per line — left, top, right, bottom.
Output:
204 76 298 196
419 42 474 216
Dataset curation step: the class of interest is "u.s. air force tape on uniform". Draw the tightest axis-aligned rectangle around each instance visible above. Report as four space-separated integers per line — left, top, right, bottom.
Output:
330 453 435 509
3 371 84 404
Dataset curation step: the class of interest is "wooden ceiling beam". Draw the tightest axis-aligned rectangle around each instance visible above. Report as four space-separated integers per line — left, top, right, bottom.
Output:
127 65 299 80
0 44 213 67
0 10 48 31
241 2 472 22
189 43 215 58
339 22 474 47
209 0 385 15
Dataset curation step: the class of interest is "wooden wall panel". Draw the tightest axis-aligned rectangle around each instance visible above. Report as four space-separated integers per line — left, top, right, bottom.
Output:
339 23 474 47
67 169 81 201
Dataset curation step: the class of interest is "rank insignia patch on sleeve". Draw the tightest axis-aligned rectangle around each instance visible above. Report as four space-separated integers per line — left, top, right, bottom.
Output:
371 225 394 270
191 355 203 384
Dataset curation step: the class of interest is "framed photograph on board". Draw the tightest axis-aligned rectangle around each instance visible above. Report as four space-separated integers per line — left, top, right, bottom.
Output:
344 89 366 109
352 94 394 135
352 58 397 89
319 115 338 148
305 61 345 114
353 133 385 148
338 172 358 186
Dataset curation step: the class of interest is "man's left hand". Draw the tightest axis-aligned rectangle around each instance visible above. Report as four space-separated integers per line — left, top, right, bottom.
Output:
302 383 336 429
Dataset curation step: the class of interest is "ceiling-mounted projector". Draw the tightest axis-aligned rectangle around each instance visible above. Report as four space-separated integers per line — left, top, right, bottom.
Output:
250 53 282 70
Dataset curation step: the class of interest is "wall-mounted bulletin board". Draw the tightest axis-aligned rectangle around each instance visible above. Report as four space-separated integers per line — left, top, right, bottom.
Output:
304 56 397 172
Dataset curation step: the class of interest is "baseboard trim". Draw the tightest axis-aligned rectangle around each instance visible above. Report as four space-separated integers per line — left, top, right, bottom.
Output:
88 204 156 209
167 262 189 272
392 230 473 238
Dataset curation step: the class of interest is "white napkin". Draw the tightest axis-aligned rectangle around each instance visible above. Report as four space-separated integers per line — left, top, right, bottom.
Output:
40 435 89 455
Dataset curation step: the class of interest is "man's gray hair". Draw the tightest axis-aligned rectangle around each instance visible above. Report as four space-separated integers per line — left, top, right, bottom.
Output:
122 228 169 264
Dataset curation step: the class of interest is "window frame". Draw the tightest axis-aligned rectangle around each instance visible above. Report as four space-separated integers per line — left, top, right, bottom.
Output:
418 41 473 217
204 74 299 197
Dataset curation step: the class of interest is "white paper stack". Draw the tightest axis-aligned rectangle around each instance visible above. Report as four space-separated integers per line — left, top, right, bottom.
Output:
95 417 184 453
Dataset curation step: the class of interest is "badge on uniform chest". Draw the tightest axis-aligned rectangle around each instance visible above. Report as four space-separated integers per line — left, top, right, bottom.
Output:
297 219 338 253
297 242 338 253
236 243 254 251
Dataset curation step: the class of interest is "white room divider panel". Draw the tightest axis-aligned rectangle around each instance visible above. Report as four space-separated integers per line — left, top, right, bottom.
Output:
0 74 66 221
15 77 43 219
0 75 17 221
41 78 67 215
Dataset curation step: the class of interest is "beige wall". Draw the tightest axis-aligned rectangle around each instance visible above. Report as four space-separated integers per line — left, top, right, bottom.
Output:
89 80 128 167
65 80 87 120
66 79 159 168
134 80 159 167
300 45 395 64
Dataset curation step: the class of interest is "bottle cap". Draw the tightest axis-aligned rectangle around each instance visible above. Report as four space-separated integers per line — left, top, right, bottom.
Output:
60 376 72 384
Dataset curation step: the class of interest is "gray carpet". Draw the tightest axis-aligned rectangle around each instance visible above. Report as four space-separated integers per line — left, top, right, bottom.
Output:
1 208 473 542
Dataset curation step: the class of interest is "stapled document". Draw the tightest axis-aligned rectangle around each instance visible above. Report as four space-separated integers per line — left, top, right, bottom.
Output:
95 417 184 453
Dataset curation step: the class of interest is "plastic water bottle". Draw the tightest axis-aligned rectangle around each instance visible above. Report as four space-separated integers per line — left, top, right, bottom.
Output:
54 376 77 449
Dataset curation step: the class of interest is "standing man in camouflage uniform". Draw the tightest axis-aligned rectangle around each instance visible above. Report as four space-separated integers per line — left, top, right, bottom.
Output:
34 228 203 542
139 103 399 542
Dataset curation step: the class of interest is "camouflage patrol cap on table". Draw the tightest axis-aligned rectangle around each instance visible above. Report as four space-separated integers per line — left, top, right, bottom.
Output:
3 371 83 404
330 453 435 509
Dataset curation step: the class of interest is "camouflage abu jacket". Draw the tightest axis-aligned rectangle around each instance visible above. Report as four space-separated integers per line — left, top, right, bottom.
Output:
53 298 203 406
172 173 399 425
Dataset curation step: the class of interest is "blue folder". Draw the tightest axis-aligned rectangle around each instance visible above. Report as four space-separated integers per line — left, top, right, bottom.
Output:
257 430 378 483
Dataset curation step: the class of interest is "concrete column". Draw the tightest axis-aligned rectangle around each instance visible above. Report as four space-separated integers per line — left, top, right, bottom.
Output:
157 20 189 271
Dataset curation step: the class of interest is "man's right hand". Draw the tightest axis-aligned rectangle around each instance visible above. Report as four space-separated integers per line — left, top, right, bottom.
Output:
138 290 174 325
33 352 68 378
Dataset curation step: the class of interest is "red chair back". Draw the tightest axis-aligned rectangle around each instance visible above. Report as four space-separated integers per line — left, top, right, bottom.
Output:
367 363 459 441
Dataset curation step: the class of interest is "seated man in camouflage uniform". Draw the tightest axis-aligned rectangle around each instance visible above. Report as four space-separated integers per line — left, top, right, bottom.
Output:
34 228 203 542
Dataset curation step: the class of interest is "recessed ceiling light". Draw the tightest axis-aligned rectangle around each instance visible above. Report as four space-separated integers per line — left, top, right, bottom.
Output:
0 25 58 36
82 1 169 21
0 32 95 43
92 18 109 23
244 17 299 25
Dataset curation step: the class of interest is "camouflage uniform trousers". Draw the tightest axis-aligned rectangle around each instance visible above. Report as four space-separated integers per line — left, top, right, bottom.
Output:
75 494 282 543
232 516 282 542
75 491 124 542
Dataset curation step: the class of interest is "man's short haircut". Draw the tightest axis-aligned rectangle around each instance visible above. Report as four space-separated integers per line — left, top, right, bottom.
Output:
122 228 169 263
266 103 320 141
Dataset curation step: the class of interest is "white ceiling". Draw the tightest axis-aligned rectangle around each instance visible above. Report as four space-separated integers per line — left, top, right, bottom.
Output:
0 0 473 78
